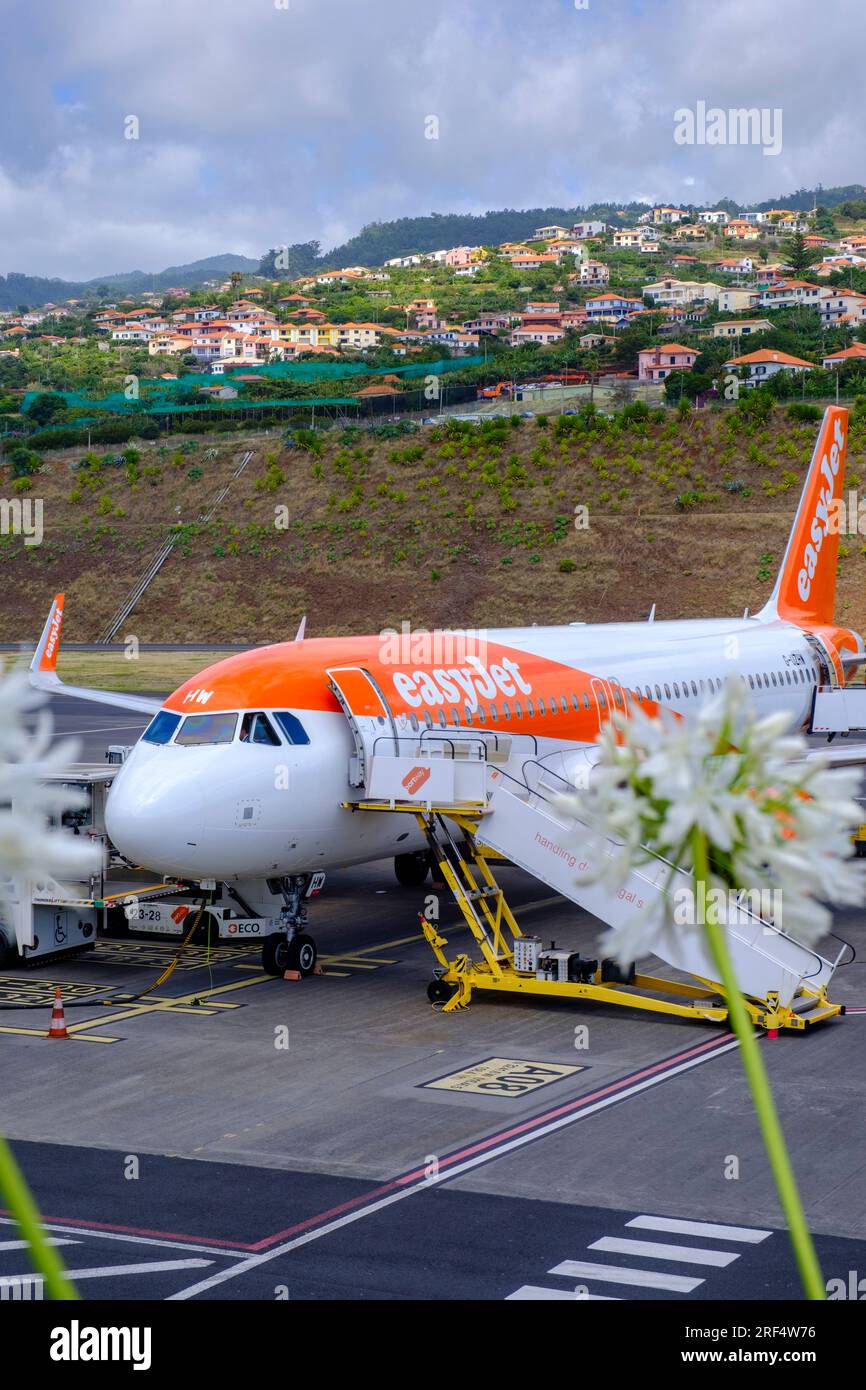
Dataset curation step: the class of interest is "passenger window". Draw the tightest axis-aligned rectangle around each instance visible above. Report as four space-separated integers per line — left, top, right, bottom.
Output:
409 712 419 732
240 713 281 746
489 703 498 721
502 701 511 720
673 683 680 698
464 702 473 723
613 688 623 708
771 672 778 687
748 675 755 689
583 693 591 710
527 698 535 717
176 712 238 746
538 696 548 714
451 708 461 727
691 681 698 696
663 684 671 699
655 685 662 701
143 710 181 745
514 700 523 719
424 711 433 729
571 694 580 712
437 710 447 728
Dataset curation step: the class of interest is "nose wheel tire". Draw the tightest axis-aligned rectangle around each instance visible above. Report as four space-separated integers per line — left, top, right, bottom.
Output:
262 932 318 978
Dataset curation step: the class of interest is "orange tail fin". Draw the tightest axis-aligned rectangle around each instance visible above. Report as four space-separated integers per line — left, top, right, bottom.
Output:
759 406 848 627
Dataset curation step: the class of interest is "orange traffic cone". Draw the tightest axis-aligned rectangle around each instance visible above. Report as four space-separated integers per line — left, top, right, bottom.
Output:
47 987 68 1040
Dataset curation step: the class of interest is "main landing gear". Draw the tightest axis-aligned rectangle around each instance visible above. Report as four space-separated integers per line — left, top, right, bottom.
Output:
394 851 432 888
261 874 324 977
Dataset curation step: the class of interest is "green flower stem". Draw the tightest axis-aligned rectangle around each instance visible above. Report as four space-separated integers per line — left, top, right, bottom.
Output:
690 827 825 1300
0 1134 78 1300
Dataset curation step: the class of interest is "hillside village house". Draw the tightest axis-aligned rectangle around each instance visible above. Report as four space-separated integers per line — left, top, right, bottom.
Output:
651 207 689 224
534 224 571 240
584 293 645 321
510 323 564 346
757 280 822 310
637 344 699 382
817 288 866 326
578 260 610 285
822 343 866 369
725 221 761 241
717 287 761 313
723 348 814 384
463 312 518 332
507 251 559 270
571 220 606 239
643 278 722 307
698 210 730 224
612 229 643 248
711 318 774 339
713 256 754 275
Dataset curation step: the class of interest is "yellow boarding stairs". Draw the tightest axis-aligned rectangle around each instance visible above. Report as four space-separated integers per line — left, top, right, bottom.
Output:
329 665 846 1033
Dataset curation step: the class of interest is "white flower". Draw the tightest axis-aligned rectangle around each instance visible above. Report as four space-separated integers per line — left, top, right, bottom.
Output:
0 666 102 912
559 678 866 966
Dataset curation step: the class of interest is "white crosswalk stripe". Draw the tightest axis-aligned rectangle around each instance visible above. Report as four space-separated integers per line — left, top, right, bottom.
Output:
549 1259 704 1293
588 1236 739 1266
503 1212 774 1300
506 1285 619 1301
625 1214 772 1243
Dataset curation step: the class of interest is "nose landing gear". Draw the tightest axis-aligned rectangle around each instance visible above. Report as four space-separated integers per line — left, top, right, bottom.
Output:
261 874 324 978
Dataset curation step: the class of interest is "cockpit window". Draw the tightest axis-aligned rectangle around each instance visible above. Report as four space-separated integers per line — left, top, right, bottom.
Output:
274 712 311 746
175 712 238 746
240 712 281 746
142 711 181 745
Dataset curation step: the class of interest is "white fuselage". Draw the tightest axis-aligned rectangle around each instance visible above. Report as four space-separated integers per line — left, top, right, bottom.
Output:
103 614 840 886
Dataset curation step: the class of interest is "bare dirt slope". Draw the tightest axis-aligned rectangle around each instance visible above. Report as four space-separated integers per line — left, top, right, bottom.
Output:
3 410 865 644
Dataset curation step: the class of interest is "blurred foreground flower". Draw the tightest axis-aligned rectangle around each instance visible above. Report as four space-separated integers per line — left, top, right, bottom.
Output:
0 666 102 899
0 663 99 1301
560 678 865 1301
564 676 865 967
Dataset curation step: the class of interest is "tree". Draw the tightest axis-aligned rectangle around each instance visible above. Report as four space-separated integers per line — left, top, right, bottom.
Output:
781 232 820 277
229 271 243 292
25 392 67 426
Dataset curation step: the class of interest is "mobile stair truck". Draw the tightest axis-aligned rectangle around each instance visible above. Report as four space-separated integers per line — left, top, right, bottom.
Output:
328 664 848 1033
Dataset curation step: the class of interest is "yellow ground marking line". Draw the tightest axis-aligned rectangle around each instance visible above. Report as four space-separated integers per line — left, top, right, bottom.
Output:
0 896 570 1038
0 1025 119 1044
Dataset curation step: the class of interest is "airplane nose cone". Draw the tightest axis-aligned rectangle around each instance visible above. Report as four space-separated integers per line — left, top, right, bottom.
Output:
105 748 207 876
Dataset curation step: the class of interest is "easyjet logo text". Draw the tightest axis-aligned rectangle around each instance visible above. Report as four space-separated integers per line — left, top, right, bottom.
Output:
798 415 846 603
392 656 532 711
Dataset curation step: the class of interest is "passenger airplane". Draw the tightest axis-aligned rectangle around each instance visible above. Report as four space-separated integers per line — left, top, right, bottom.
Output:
27 404 865 968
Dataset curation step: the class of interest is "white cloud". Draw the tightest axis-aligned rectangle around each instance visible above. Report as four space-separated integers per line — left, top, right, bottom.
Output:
1 0 864 279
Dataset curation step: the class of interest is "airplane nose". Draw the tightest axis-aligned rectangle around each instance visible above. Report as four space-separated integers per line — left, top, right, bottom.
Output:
105 750 207 875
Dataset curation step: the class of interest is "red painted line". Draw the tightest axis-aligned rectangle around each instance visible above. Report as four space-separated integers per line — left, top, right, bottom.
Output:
2 1031 736 1255
248 1031 736 1250
0 1209 255 1251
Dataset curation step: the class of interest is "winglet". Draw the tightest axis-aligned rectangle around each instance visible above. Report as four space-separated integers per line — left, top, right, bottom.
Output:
30 593 65 683
294 615 306 642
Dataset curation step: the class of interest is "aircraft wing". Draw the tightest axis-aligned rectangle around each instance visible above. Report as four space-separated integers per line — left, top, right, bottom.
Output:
28 594 163 718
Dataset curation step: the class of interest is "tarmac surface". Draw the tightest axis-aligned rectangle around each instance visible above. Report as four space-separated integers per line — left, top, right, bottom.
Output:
0 694 864 1301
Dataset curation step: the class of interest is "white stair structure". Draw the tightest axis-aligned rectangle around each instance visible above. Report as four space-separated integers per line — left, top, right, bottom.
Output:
328 665 845 1023
476 761 837 1009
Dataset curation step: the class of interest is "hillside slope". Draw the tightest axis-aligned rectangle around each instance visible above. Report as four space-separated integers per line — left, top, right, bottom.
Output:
2 409 866 645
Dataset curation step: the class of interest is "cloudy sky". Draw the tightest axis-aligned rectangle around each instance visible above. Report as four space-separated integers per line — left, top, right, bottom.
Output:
1 0 863 280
